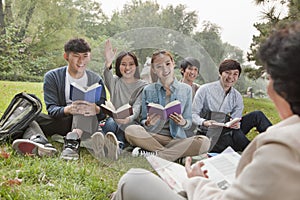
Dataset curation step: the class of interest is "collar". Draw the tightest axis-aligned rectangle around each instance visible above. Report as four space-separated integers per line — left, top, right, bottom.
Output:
154 78 180 92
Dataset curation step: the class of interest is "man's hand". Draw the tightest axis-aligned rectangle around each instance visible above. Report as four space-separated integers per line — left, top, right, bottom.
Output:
67 100 98 116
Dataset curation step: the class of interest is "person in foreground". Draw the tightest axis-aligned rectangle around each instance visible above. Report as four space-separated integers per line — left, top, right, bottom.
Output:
111 22 300 200
124 50 210 162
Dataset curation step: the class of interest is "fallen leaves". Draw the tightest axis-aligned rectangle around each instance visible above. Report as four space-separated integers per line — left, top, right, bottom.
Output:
0 148 10 159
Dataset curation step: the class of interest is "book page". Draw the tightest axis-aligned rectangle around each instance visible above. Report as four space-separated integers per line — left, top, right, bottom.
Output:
116 103 131 112
86 83 101 91
147 147 240 192
146 155 187 193
71 82 86 92
165 100 181 109
201 151 240 190
105 101 116 111
147 102 164 110
212 118 241 127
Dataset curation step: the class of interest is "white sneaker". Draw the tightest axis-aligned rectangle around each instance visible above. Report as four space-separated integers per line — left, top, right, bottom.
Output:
132 147 156 158
105 132 119 160
91 132 105 159
12 134 57 157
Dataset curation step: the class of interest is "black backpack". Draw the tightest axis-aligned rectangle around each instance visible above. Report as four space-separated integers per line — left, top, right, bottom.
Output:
0 92 42 143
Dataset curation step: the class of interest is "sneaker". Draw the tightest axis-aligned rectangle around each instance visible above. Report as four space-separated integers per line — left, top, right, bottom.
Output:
60 132 81 161
90 132 105 159
12 134 57 157
105 132 119 160
132 147 157 158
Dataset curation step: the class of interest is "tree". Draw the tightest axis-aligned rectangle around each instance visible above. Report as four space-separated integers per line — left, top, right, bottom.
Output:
247 0 299 79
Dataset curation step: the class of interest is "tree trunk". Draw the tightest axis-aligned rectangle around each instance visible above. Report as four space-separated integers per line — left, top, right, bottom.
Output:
0 0 5 34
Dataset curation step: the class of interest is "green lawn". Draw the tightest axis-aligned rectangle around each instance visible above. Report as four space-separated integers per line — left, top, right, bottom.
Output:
0 80 281 199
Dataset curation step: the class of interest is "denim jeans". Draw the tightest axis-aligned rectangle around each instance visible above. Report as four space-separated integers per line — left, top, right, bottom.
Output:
102 117 126 149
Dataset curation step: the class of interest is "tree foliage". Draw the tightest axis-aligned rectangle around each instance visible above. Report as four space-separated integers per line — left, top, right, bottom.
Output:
247 0 299 79
0 0 245 90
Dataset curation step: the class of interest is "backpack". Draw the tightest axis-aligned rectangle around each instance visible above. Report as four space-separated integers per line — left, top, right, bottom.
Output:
0 92 42 143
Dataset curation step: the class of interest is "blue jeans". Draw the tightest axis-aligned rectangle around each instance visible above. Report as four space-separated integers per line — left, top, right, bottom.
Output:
102 117 126 149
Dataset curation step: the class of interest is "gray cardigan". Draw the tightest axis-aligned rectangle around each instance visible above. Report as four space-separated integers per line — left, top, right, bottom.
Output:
43 66 106 121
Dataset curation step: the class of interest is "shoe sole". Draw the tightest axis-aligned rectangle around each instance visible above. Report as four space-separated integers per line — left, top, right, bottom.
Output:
12 139 57 157
91 132 105 159
105 132 119 160
60 153 79 161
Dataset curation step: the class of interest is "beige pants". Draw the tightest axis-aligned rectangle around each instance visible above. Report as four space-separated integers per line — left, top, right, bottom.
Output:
112 168 186 200
125 125 210 161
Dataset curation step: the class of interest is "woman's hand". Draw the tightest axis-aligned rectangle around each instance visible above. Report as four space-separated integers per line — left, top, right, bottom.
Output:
169 112 186 126
185 157 209 179
104 39 117 68
145 113 160 127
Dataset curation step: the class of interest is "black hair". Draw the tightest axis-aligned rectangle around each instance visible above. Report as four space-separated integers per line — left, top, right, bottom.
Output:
64 38 91 53
180 57 200 76
258 22 300 115
219 59 241 77
115 51 140 78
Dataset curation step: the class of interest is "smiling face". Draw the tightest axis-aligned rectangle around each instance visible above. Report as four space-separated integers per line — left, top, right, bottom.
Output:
65 52 91 77
182 65 199 83
152 53 175 83
219 69 240 91
119 55 137 81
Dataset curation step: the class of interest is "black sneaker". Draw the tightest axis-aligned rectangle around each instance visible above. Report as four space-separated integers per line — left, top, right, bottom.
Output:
12 134 57 157
60 132 81 160
132 147 157 158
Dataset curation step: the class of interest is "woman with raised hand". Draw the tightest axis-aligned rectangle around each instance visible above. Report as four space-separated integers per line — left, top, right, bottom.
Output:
102 40 147 150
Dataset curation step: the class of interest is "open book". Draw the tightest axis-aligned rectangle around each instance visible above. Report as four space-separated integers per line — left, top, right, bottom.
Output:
212 117 241 127
147 100 181 120
146 147 240 193
100 101 133 119
70 82 102 103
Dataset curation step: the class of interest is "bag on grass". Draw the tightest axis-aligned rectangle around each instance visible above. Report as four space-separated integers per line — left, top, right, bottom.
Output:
0 92 42 143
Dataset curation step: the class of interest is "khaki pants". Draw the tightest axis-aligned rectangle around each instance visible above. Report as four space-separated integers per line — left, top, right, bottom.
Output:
112 168 186 200
125 125 210 161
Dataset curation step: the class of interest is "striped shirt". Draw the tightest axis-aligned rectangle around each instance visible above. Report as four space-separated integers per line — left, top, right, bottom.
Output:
192 80 243 126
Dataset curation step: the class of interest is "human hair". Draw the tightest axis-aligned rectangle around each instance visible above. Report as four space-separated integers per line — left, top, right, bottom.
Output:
219 59 242 77
64 38 91 54
180 57 200 76
115 51 140 79
258 22 300 115
150 50 174 82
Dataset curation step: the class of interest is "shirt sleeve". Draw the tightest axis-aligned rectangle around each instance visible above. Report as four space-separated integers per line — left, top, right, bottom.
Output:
192 86 206 126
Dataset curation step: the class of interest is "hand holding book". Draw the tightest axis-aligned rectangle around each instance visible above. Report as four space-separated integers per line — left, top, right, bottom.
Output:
211 117 241 128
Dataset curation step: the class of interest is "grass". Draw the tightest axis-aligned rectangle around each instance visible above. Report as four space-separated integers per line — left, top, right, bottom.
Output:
0 80 281 199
